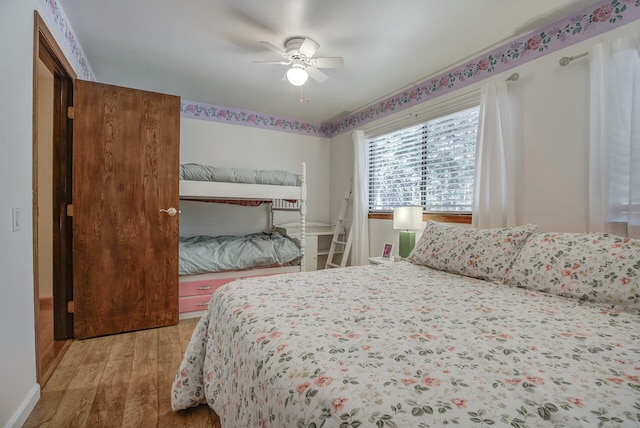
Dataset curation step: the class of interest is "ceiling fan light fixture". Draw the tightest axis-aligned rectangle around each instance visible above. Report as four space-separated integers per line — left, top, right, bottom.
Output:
286 65 308 86
258 37 342 86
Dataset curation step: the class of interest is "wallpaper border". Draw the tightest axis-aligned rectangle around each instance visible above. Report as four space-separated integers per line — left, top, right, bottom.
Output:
39 0 95 81
328 0 640 137
180 102 330 138
41 0 640 138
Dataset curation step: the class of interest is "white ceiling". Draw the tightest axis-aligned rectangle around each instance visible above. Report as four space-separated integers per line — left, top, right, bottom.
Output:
58 0 595 123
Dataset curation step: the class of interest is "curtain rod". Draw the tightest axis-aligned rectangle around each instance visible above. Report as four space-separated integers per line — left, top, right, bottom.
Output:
365 72 520 137
559 52 588 66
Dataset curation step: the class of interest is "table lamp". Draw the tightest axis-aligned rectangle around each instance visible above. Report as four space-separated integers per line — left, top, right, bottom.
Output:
393 206 423 258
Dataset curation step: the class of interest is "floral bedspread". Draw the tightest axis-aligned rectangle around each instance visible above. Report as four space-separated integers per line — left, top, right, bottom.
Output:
172 262 640 427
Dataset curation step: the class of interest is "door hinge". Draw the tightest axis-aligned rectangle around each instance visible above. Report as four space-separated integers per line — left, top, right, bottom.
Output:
67 106 74 119
66 204 73 217
67 301 75 313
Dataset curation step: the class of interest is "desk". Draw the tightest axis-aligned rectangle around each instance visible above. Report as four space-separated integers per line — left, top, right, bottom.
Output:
276 222 337 271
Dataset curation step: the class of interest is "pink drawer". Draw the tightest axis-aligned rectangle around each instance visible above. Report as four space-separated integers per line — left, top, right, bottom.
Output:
179 278 235 297
179 294 213 313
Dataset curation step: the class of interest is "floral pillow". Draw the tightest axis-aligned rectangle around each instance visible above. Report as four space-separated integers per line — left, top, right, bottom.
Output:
407 221 537 282
504 232 640 311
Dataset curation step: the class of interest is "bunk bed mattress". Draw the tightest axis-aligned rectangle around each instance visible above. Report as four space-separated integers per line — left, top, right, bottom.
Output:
179 232 302 275
172 262 640 426
179 163 301 186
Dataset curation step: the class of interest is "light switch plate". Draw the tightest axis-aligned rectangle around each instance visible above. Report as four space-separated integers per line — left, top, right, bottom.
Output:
12 206 20 232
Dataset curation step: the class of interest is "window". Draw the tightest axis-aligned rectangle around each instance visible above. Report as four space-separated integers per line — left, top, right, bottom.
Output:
368 106 479 213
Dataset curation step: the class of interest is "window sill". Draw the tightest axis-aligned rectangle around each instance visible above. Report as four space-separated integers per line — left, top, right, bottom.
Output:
368 212 472 224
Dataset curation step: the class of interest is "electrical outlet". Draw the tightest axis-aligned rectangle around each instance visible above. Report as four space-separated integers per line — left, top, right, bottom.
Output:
12 206 20 232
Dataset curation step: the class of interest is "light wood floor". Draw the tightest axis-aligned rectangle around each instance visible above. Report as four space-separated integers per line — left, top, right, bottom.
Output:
25 318 221 427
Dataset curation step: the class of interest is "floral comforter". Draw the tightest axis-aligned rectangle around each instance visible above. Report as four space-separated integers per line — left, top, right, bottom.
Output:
172 262 640 427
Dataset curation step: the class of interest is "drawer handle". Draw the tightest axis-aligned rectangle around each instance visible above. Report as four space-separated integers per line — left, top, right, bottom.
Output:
196 302 209 307
196 286 212 290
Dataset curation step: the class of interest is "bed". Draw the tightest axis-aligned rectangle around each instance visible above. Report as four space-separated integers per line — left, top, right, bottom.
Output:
172 222 640 427
178 163 307 318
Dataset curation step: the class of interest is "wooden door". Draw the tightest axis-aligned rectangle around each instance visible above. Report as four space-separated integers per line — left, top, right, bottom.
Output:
72 80 180 339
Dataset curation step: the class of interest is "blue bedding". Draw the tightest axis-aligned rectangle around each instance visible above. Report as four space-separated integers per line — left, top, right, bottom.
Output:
179 232 302 275
179 164 301 186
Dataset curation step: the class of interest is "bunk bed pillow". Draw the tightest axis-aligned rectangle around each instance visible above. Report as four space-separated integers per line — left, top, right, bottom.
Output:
407 221 537 283
504 232 640 311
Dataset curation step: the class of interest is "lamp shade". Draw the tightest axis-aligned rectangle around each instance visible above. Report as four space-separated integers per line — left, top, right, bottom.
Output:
286 66 309 86
393 206 423 230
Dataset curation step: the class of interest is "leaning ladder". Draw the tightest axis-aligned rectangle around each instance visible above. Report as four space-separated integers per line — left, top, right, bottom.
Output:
325 179 353 268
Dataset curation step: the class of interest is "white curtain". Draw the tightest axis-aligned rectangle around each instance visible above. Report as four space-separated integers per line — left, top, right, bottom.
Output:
351 130 370 265
589 34 640 238
472 78 516 228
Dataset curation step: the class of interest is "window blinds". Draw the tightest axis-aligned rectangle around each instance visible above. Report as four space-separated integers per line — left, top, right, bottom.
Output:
368 106 479 212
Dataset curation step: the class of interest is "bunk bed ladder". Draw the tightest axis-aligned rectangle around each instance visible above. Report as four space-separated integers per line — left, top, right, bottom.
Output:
325 179 353 269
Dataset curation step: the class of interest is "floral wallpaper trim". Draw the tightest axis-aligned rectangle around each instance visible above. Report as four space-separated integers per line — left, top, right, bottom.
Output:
39 0 95 81
181 101 330 138
41 0 639 138
181 0 640 138
328 0 640 137
37 0 325 137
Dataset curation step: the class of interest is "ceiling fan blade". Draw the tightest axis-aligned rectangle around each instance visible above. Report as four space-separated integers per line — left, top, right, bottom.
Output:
314 57 344 69
254 60 292 65
307 67 329 83
299 38 320 58
259 41 288 58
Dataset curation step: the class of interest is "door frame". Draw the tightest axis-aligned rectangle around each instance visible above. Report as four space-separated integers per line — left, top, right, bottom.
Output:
32 12 76 384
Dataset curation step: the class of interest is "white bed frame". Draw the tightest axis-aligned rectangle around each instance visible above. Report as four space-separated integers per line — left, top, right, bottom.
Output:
179 181 303 201
178 163 307 319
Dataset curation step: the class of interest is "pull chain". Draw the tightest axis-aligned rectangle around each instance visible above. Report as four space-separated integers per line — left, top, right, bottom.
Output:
299 84 310 103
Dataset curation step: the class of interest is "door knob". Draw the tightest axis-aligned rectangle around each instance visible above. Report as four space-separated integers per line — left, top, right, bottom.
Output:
159 207 178 216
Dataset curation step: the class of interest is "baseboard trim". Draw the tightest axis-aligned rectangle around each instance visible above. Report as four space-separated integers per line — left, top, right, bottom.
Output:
4 384 40 428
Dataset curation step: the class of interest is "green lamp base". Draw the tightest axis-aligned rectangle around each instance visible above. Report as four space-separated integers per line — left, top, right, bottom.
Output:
398 230 416 258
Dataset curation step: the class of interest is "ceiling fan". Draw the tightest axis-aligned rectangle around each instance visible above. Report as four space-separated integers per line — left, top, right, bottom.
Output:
256 37 344 86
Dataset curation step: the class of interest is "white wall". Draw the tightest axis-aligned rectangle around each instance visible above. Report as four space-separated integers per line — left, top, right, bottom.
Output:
0 3 35 424
330 20 640 259
0 1 86 426
179 118 331 237
1 2 39 426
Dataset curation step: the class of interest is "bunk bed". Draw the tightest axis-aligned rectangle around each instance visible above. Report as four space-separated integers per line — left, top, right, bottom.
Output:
177 163 307 319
